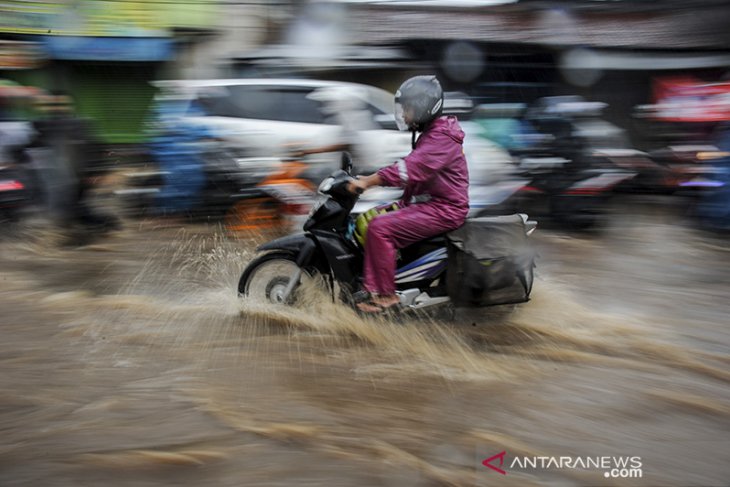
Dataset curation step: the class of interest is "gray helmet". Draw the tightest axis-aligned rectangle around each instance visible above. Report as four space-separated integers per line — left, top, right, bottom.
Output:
394 75 444 132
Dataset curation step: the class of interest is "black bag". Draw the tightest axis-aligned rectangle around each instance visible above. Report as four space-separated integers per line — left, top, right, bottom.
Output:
446 215 535 307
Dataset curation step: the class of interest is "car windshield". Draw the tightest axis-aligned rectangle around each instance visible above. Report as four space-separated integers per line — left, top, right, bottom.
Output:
197 85 330 124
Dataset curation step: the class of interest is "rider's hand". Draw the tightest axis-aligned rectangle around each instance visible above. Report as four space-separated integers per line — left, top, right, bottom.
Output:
347 177 368 195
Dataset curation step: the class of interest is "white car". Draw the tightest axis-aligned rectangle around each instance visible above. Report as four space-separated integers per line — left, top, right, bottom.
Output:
149 78 514 178
150 78 413 174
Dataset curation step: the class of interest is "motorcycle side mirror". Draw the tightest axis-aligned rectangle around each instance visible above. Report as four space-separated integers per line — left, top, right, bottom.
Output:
341 151 353 173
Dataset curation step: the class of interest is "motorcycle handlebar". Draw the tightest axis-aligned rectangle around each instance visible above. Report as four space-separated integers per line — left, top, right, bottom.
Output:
346 177 364 195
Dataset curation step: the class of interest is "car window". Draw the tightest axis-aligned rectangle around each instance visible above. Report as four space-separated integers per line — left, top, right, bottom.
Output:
362 86 395 115
361 101 387 118
361 87 399 129
197 85 331 124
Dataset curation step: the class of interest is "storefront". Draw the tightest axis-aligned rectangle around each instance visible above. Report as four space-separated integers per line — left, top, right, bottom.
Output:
39 36 174 145
1 0 218 146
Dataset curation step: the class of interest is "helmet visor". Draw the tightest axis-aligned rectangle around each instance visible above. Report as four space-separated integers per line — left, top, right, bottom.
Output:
394 102 409 131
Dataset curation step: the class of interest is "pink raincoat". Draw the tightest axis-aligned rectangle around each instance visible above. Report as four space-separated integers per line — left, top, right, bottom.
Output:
363 115 470 295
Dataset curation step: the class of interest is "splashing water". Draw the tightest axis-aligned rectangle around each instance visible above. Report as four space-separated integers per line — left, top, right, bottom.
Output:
1 215 729 486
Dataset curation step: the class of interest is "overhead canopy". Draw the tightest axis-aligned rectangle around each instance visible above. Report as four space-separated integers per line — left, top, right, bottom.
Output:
41 36 174 62
339 1 730 49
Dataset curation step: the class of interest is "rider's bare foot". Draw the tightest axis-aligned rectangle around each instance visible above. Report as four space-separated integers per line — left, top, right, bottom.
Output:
356 301 383 313
372 294 400 309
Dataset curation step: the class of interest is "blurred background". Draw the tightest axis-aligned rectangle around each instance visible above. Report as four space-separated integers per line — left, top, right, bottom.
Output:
1 0 729 235
1 2 729 486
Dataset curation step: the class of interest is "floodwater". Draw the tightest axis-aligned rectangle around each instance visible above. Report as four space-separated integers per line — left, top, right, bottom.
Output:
1 196 728 487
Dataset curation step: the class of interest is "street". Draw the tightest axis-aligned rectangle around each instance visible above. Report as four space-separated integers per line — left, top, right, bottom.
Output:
1 195 728 487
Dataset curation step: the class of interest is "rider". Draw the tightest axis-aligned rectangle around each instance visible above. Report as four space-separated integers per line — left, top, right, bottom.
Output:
347 75 470 313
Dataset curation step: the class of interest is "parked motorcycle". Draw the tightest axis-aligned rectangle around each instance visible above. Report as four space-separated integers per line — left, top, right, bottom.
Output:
642 144 728 195
507 154 636 230
0 105 37 223
238 155 537 313
0 143 41 224
0 163 28 222
116 140 324 236
225 158 317 235
473 98 637 229
116 142 276 220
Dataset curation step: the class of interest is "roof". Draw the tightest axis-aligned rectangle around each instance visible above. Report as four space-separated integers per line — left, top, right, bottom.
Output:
339 1 730 49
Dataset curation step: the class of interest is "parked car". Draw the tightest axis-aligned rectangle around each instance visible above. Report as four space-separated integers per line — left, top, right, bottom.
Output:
149 78 413 175
149 78 515 174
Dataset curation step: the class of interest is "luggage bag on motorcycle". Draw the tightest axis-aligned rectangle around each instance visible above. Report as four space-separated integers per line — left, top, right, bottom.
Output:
446 214 535 307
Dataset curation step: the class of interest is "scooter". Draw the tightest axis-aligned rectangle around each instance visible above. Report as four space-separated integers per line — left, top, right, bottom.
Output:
238 155 537 312
505 96 636 229
0 163 28 222
508 155 636 230
0 144 40 223
115 142 256 219
224 158 317 235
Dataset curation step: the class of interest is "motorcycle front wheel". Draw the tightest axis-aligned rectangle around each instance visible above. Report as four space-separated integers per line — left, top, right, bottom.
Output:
238 252 313 305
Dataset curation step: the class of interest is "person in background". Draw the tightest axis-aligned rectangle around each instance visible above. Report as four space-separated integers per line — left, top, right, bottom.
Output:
293 85 378 179
146 98 209 218
347 75 470 313
30 93 118 244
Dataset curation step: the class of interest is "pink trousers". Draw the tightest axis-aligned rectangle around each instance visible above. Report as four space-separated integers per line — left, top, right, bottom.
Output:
363 203 464 295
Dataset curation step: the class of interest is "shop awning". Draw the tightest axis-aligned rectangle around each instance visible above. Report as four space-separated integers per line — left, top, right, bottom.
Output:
41 36 173 62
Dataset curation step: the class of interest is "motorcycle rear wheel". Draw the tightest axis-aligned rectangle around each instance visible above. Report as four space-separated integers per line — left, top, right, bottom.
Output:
238 252 312 305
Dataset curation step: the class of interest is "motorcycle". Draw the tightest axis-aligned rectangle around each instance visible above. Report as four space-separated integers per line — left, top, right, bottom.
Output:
0 163 28 222
116 141 321 235
224 158 317 235
0 114 37 223
643 144 728 195
350 176 530 220
473 97 637 229
507 154 636 230
0 144 41 224
238 155 537 313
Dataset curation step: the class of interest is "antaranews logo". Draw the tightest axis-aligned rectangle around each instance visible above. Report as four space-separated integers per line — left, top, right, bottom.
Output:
482 451 507 475
482 451 643 479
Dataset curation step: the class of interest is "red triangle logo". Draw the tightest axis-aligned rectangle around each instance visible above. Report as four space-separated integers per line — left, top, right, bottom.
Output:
482 451 507 475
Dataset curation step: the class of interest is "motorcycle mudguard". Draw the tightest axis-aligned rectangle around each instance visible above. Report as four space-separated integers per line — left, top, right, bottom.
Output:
257 232 311 254
255 232 360 287
255 233 320 274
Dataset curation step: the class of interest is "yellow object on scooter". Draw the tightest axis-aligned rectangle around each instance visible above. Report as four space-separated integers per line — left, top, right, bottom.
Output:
353 203 399 247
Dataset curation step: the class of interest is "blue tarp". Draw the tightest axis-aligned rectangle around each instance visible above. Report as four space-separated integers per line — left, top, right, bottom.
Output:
147 101 210 214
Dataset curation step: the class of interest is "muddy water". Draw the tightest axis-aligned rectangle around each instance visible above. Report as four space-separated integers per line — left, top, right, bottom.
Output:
1 197 728 487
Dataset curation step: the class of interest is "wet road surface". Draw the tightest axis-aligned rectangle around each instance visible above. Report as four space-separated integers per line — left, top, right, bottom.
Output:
1 195 728 487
